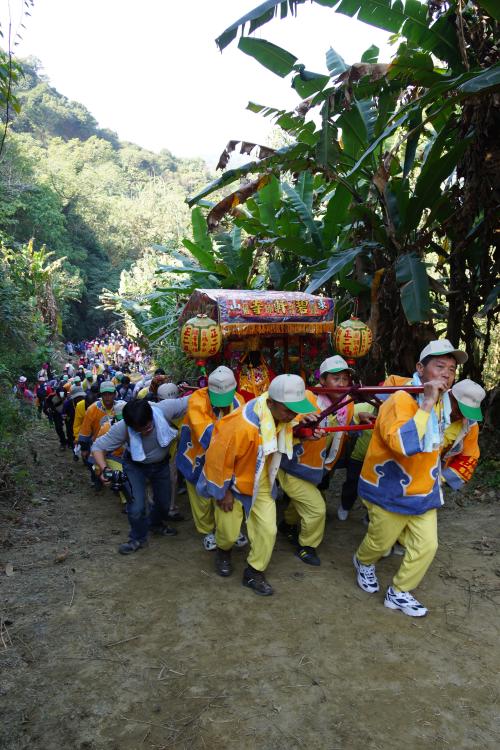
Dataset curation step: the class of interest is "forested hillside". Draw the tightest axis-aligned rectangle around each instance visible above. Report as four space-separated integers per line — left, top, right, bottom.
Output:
0 57 211 342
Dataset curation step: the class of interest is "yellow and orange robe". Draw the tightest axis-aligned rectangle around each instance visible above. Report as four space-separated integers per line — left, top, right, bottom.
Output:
359 390 443 515
196 398 268 516
176 387 244 486
73 398 87 443
279 391 324 484
281 389 374 483
78 399 115 450
441 421 480 489
197 394 303 516
383 375 480 490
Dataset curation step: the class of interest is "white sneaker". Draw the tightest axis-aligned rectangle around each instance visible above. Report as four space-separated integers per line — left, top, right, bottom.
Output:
353 554 379 593
384 586 428 617
382 543 406 558
234 532 248 548
337 506 349 521
202 532 216 551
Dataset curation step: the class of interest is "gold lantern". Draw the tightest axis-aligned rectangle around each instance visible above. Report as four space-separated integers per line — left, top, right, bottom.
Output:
180 314 222 360
334 316 372 361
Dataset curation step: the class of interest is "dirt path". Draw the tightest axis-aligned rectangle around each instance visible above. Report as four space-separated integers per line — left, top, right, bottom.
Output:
1 424 499 750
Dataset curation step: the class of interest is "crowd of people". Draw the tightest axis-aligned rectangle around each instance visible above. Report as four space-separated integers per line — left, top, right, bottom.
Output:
15 333 486 618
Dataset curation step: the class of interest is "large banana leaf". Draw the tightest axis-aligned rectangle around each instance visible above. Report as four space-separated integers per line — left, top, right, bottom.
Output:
476 1 500 21
322 184 352 246
305 245 369 293
402 109 422 178
361 44 379 63
292 67 330 97
405 136 472 231
181 239 216 272
216 0 310 51
181 208 217 271
478 283 500 317
326 47 348 77
238 37 298 77
217 0 460 66
296 171 314 212
337 104 370 160
187 142 310 206
282 182 323 250
346 113 408 176
395 253 430 323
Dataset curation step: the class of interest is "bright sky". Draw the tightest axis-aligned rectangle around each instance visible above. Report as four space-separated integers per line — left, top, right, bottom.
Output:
4 0 392 164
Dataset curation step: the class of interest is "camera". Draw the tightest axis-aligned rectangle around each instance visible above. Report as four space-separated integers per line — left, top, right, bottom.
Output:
103 468 126 492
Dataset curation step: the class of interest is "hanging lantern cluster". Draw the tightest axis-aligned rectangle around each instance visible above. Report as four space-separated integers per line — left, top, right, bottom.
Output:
334 316 372 363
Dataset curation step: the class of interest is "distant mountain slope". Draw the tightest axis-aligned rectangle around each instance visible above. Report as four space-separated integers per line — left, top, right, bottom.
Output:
0 57 211 337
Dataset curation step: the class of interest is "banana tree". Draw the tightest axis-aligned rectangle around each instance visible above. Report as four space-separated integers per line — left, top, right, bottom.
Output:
186 0 499 379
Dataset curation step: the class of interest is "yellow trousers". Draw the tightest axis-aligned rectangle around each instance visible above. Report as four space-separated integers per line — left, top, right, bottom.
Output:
278 470 326 548
357 501 438 592
187 481 214 535
215 473 277 572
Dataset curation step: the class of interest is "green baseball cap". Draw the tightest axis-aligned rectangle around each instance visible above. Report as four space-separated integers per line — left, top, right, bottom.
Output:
208 366 237 408
451 380 486 421
100 381 116 394
319 355 353 375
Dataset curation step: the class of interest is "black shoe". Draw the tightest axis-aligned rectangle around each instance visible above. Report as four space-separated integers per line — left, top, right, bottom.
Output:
278 520 299 546
295 545 321 566
242 566 273 596
59 444 66 451
118 539 146 555
151 526 178 537
168 511 186 522
215 547 233 577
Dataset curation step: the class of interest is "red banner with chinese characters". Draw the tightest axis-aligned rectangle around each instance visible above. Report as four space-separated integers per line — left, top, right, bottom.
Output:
179 290 334 337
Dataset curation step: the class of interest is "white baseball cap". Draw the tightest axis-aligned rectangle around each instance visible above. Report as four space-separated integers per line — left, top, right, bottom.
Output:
208 366 237 407
451 380 486 421
319 355 353 375
18 376 27 383
419 339 467 365
268 374 316 414
157 382 180 400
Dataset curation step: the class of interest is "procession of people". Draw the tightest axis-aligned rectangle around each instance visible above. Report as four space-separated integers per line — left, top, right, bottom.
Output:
15 331 486 618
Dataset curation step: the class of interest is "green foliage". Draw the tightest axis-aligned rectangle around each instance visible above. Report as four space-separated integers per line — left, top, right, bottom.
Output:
178 0 499 380
0 384 36 502
238 37 298 77
0 240 73 376
0 56 212 339
153 340 198 383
